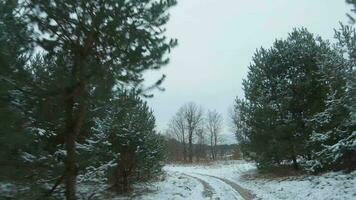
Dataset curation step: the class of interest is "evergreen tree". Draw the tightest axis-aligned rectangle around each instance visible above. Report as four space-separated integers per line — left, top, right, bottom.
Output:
346 0 356 23
238 28 336 169
108 91 164 193
59 90 166 198
14 1 177 198
0 0 32 169
307 24 356 172
232 98 250 157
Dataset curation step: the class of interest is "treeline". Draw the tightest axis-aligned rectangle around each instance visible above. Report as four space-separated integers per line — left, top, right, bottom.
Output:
165 102 236 163
165 139 241 162
232 24 355 172
0 1 176 199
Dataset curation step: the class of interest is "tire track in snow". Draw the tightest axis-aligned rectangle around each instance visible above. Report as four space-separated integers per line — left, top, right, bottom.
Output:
191 173 242 200
182 173 215 199
194 173 256 200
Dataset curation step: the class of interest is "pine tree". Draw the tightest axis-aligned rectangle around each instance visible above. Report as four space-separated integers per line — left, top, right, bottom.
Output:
17 1 177 198
307 24 356 172
239 28 336 169
0 0 32 169
108 90 164 193
232 98 250 158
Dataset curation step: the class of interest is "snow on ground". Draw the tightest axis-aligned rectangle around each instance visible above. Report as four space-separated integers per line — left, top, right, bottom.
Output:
135 170 204 200
163 160 258 200
107 161 252 200
165 160 256 178
1 161 355 199
239 170 356 200
161 160 356 200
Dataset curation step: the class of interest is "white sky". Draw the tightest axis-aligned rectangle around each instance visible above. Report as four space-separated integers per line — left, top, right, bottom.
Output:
144 0 352 144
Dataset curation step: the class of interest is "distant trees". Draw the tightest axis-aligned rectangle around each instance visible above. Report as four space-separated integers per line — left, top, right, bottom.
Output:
168 107 188 162
167 103 225 162
167 103 204 163
206 110 223 160
183 103 204 163
232 27 356 172
195 127 207 161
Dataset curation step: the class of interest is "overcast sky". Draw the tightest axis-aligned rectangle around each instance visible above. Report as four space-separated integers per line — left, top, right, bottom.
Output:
144 0 352 144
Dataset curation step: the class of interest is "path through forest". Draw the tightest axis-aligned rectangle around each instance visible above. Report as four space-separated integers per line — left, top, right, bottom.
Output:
136 161 356 200
138 161 256 200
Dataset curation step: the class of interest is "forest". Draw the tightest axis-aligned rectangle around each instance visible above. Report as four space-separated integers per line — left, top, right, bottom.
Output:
0 0 355 200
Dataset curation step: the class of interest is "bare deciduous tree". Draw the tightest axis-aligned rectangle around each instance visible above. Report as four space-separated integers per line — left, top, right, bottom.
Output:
195 127 207 162
182 102 204 163
206 110 223 160
167 108 187 162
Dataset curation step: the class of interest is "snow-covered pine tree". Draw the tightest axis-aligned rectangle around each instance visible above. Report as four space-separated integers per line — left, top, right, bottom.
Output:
240 28 336 169
1 1 178 198
307 24 356 172
232 98 250 158
0 1 36 185
107 90 165 193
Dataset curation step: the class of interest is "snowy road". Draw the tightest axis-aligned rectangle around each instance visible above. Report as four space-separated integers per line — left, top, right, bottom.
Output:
141 162 256 200
163 161 256 200
182 173 248 200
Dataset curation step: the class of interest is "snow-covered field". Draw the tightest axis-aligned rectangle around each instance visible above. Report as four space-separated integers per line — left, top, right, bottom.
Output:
1 160 355 199
135 160 356 200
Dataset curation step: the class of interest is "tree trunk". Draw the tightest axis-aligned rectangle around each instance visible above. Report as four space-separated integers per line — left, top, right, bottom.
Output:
201 143 205 161
188 132 193 163
182 134 187 162
114 151 134 194
122 170 128 193
214 134 217 160
292 145 299 170
64 93 76 200
114 164 121 193
292 155 299 170
210 135 215 160
196 143 199 162
183 142 187 162
65 134 76 200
